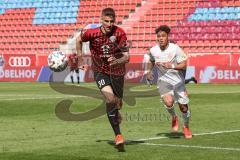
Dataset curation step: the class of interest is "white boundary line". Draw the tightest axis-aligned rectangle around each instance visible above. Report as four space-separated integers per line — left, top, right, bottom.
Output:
190 90 240 94
142 143 240 151
1 89 240 97
131 90 240 94
193 130 240 136
138 129 240 141
137 129 240 151
0 95 85 101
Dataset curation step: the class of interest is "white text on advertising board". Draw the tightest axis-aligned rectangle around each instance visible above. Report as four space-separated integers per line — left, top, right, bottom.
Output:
200 69 240 80
0 69 36 78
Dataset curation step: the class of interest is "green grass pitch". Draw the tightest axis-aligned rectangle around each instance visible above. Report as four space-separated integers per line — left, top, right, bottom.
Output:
0 82 240 160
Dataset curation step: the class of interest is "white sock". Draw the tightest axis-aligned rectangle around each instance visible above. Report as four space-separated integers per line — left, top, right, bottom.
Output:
165 105 177 117
182 110 191 128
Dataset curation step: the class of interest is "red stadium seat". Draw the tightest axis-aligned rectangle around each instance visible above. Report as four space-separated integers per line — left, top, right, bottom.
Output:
232 47 239 53
0 0 239 58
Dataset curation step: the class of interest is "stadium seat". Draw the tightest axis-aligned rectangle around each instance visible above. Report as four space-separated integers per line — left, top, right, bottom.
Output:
1 0 240 57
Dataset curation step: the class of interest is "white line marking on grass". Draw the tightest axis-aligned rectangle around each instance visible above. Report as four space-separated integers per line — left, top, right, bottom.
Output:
191 90 240 94
137 130 240 151
0 95 85 101
135 90 240 94
142 143 240 151
193 130 240 136
0 94 80 97
137 129 240 141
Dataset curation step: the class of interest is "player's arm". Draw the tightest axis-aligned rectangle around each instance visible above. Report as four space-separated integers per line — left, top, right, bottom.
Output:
77 30 91 70
161 45 187 70
173 60 187 70
146 53 155 82
76 36 83 65
108 32 130 66
108 51 129 66
161 60 187 70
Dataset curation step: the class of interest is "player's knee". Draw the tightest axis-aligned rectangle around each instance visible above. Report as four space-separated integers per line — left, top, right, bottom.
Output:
164 102 174 108
106 102 116 112
162 94 174 107
116 98 123 110
179 104 188 113
178 97 189 105
162 98 174 108
105 96 116 104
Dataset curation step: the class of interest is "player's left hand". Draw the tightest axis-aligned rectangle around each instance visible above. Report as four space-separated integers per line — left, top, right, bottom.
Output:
108 56 119 66
160 62 172 69
77 55 84 66
79 65 88 71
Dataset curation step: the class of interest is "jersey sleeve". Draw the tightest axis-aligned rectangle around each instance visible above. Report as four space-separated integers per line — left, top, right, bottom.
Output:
175 45 187 63
149 48 155 62
118 31 128 52
81 29 91 42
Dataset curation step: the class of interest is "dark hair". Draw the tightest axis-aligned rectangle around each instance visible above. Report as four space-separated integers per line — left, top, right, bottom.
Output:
101 7 116 20
155 25 171 34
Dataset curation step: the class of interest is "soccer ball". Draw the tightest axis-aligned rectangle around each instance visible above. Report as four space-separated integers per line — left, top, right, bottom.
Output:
48 51 68 72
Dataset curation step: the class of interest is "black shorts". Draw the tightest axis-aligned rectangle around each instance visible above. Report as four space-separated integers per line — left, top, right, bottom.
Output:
70 67 79 73
94 72 124 98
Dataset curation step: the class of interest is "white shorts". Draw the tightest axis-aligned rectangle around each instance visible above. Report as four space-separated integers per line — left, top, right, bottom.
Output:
157 80 189 104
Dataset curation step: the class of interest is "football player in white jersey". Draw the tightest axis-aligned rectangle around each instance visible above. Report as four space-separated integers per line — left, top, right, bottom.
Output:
146 25 192 138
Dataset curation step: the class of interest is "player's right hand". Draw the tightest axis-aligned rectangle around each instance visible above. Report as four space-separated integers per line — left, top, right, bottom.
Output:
146 71 153 82
107 56 118 66
77 54 85 70
77 55 83 66
79 65 88 71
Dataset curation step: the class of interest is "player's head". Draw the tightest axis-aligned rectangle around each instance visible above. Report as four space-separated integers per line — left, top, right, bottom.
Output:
155 25 171 49
101 7 116 34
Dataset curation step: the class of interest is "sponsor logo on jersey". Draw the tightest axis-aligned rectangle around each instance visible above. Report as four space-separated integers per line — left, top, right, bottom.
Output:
101 45 110 55
109 36 116 43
